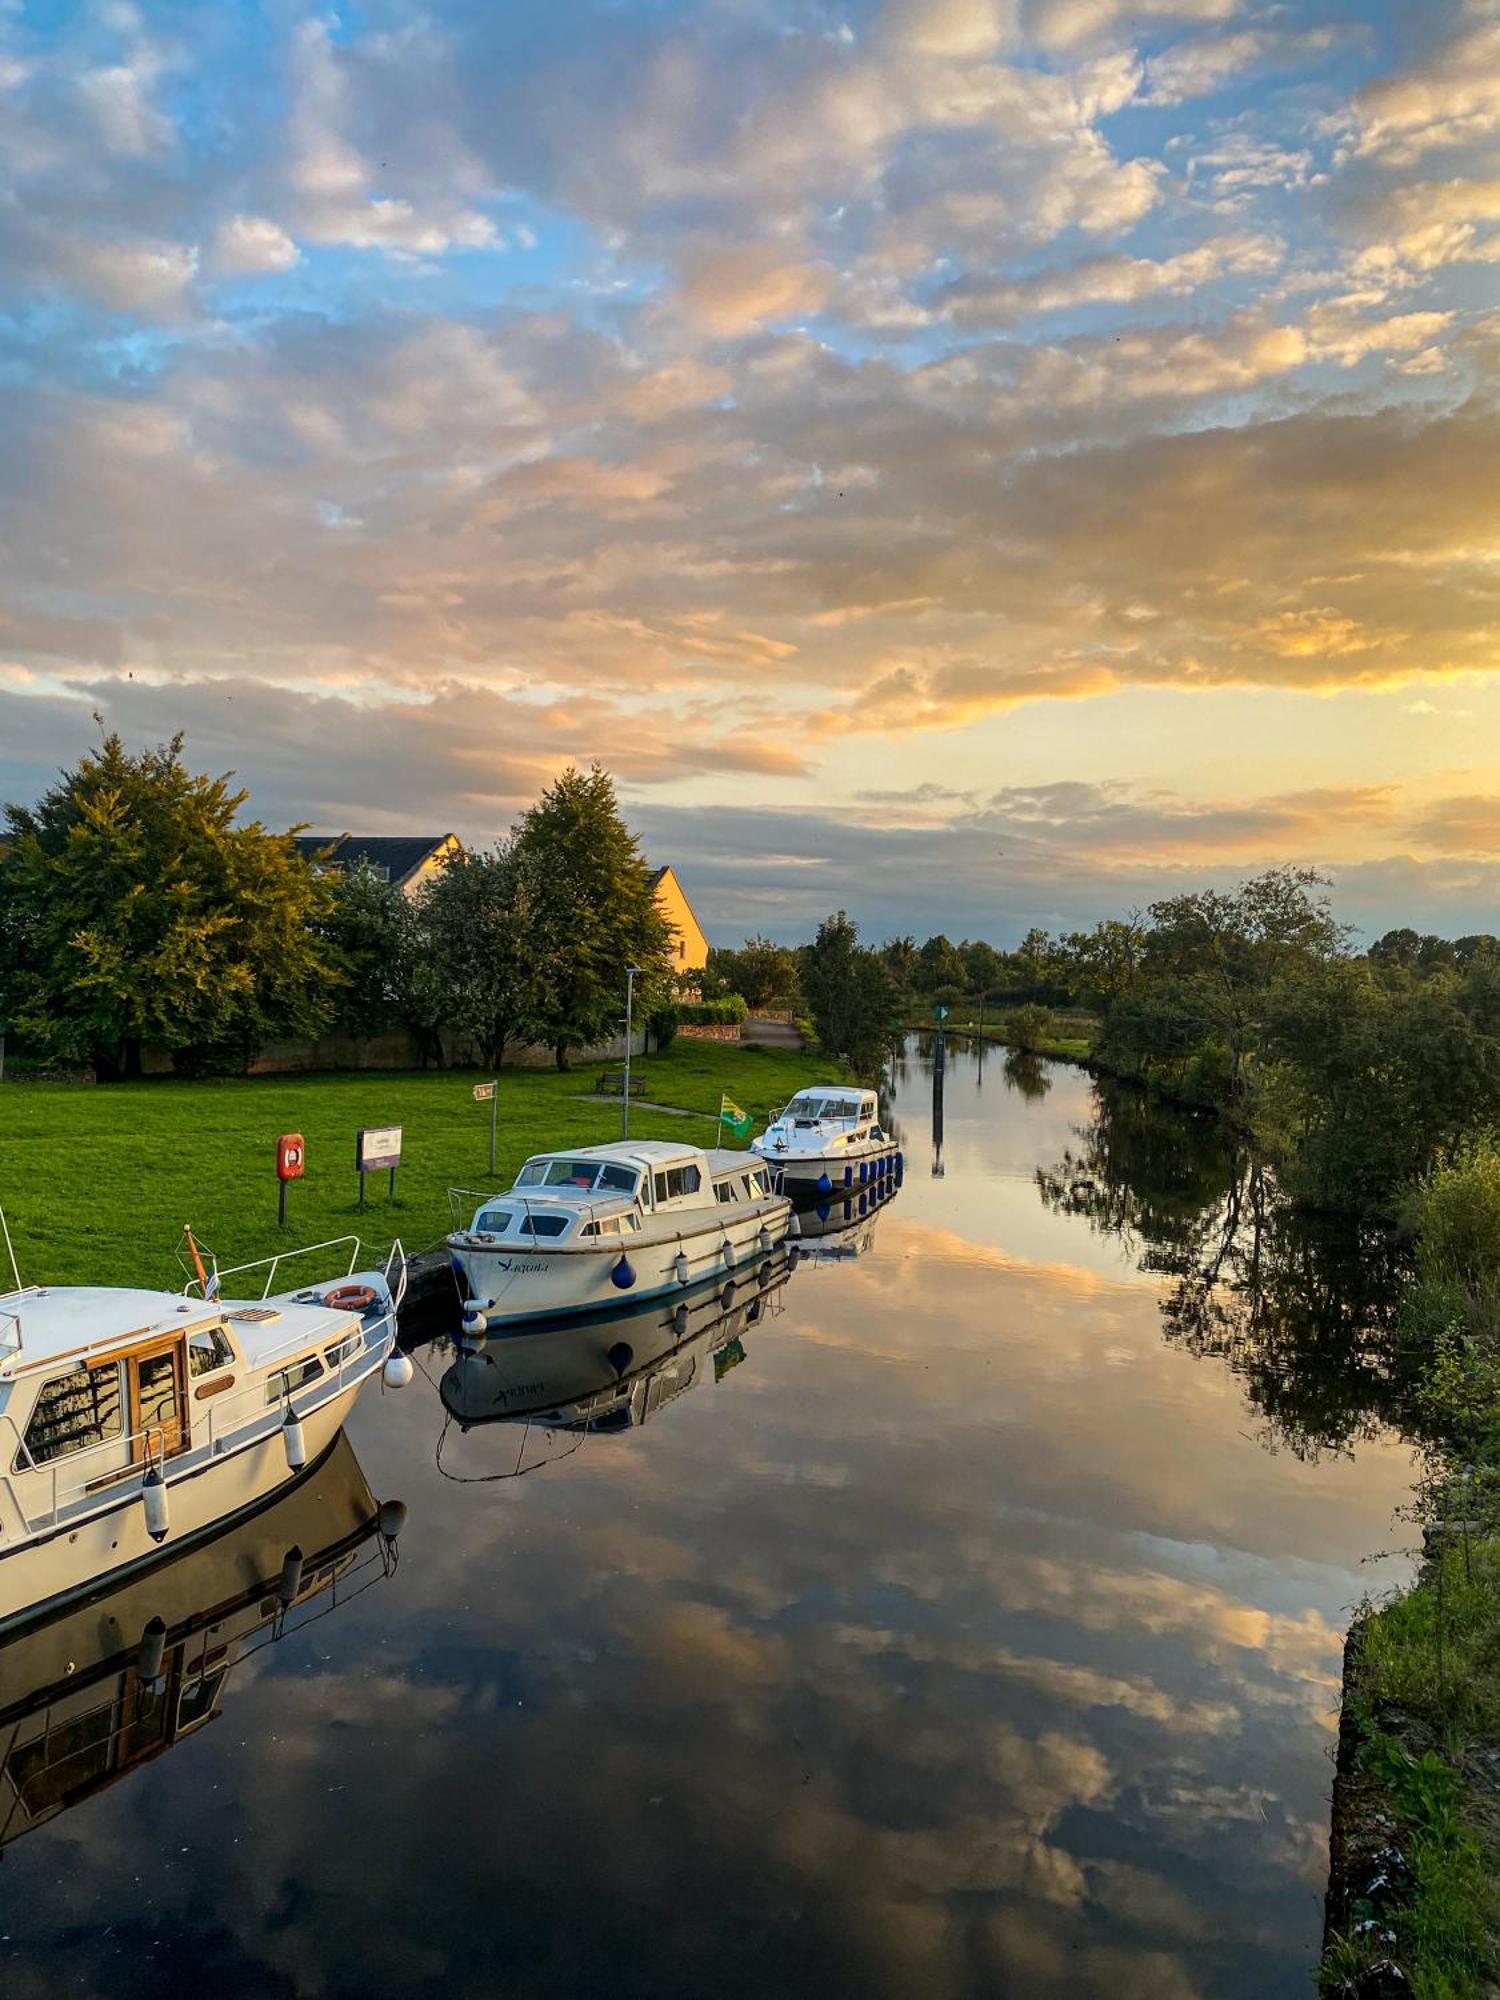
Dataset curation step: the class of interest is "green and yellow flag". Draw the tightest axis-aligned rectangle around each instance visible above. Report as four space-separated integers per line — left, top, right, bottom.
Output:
721 1094 753 1139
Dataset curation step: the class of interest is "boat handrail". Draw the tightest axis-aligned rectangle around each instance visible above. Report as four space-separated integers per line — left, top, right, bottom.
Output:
447 1186 638 1233
184 1234 373 1303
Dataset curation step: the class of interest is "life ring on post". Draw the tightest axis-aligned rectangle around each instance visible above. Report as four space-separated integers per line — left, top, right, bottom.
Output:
325 1283 379 1313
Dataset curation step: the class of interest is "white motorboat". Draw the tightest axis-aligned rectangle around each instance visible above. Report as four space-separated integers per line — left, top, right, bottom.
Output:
0 1235 410 1633
791 1174 900 1262
446 1139 792 1329
752 1085 903 1196
0 1429 402 1854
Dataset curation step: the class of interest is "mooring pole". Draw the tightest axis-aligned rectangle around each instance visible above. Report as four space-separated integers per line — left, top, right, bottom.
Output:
489 1087 498 1177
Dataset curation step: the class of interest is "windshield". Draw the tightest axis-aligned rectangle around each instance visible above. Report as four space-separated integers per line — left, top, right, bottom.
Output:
516 1160 640 1196
791 1096 862 1121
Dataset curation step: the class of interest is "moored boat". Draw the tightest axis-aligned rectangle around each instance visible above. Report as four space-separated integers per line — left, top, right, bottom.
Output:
447 1139 792 1329
752 1085 902 1195
0 1235 409 1633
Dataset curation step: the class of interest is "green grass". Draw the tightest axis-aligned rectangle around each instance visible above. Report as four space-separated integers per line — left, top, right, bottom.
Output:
1324 1539 1500 1997
0 1041 829 1290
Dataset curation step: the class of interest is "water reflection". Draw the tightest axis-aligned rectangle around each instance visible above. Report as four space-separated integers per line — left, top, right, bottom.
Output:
0 1432 400 1854
439 1255 795 1453
1037 1077 1414 1457
0 1046 1417 2000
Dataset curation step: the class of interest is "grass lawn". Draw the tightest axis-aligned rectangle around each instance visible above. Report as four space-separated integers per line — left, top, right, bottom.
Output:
0 1041 830 1291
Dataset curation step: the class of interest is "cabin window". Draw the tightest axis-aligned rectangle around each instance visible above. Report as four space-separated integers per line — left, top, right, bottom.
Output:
598 1164 639 1195
188 1326 235 1378
473 1207 513 1235
324 1330 362 1368
714 1179 736 1204
265 1353 325 1406
619 1212 641 1234
652 1164 702 1203
519 1213 570 1238
18 1361 124 1469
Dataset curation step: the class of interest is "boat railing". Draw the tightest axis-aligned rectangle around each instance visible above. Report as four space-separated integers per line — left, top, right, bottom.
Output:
183 1234 399 1304
0 1305 395 1538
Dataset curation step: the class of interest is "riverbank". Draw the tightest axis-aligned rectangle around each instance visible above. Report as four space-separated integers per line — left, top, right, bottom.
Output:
0 1040 827 1289
907 1006 1098 1065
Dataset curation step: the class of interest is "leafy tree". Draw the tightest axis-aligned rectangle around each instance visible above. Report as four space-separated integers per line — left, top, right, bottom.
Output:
318 860 407 1040
707 934 799 1008
959 938 1006 996
1059 918 1145 1010
0 731 337 1079
800 910 899 1075
881 935 920 990
916 933 966 993
418 842 550 1070
514 766 673 1068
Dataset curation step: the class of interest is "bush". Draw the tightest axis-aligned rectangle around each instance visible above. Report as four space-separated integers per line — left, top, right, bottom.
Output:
647 1004 679 1050
1006 1003 1051 1053
1404 1137 1500 1297
677 995 748 1027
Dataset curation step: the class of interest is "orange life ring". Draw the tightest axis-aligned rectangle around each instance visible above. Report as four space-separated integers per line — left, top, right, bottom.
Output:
325 1283 378 1313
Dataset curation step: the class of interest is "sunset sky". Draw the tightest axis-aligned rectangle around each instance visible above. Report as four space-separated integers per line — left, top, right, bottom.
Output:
2 0 1498 942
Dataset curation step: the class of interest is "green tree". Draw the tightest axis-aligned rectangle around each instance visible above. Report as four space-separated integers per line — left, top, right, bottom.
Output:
916 933 967 994
514 766 673 1068
0 731 337 1080
800 910 899 1075
707 934 799 1008
419 842 551 1070
959 938 1006 996
319 860 407 1040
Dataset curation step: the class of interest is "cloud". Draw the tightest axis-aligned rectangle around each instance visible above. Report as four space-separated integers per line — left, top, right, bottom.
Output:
212 215 301 275
942 233 1282 325
1353 6 1500 165
677 242 835 334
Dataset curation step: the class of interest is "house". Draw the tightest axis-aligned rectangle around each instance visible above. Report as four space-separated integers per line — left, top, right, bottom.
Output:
291 833 462 899
650 865 709 975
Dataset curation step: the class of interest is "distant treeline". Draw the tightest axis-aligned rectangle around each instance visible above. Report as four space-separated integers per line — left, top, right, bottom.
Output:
711 874 1500 1221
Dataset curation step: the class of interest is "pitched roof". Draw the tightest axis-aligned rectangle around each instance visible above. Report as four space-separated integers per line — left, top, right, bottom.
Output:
292 834 452 885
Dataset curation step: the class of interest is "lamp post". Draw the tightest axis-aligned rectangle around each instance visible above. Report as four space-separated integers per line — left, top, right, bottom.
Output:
622 965 643 1138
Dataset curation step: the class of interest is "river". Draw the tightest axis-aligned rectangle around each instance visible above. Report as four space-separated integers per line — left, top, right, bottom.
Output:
0 1040 1422 1997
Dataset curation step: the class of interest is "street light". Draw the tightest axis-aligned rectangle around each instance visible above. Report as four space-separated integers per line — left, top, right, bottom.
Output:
622 965 643 1138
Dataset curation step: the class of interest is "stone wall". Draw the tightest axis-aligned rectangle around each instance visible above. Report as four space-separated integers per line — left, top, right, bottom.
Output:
676 1023 742 1043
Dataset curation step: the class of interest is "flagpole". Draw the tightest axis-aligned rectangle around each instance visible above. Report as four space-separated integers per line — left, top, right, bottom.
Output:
716 1094 725 1150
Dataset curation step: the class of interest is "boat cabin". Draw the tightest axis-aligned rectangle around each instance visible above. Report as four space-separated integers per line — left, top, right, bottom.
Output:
783 1089 880 1129
463 1140 773 1245
0 1286 367 1538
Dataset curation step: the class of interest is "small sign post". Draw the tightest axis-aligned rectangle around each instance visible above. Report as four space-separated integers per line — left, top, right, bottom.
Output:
275 1133 305 1228
473 1080 498 1175
355 1125 403 1208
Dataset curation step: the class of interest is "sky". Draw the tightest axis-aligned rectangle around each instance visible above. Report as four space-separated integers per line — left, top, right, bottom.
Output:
0 0 1498 944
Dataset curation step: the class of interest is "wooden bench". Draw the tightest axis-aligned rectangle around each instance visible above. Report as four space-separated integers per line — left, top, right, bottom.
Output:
596 1069 647 1096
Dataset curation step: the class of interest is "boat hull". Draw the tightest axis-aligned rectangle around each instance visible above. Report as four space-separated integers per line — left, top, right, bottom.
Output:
0 1378 366 1638
449 1200 792 1327
756 1139 903 1195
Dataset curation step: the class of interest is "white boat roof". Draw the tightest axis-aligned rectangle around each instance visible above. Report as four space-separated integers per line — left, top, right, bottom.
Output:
524 1140 705 1168
788 1085 874 1102
707 1148 764 1172
0 1285 342 1379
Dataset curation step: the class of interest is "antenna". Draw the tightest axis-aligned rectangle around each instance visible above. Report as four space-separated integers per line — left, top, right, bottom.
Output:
0 1202 21 1295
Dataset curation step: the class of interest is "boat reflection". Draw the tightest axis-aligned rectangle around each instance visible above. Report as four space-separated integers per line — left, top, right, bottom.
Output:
0 1432 402 1854
789 1175 900 1262
439 1253 793 1448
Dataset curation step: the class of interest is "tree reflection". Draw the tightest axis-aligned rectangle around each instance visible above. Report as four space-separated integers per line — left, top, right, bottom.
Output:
1036 1079 1420 1458
1003 1049 1052 1101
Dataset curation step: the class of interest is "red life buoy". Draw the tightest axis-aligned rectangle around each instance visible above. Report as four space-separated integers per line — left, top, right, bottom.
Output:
325 1283 378 1313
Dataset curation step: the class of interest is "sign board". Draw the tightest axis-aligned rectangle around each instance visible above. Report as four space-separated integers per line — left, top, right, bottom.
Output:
934 1005 950 1022
472 1082 496 1102
356 1125 403 1173
276 1133 306 1182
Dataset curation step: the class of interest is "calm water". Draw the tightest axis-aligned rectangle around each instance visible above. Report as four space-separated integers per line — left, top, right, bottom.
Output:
0 1043 1421 1998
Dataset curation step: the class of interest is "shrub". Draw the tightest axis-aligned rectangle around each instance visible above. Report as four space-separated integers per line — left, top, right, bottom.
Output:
647 1004 679 1050
1007 1003 1051 1052
677 995 748 1027
1404 1136 1500 1296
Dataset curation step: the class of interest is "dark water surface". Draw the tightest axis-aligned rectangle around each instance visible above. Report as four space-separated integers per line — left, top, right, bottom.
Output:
0 1044 1420 1998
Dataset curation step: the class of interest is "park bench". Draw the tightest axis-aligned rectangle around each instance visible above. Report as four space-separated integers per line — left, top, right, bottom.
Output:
596 1069 647 1096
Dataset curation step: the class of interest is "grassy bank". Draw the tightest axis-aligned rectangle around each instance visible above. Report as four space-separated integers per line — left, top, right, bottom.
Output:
1323 1149 1500 1995
0 1041 827 1291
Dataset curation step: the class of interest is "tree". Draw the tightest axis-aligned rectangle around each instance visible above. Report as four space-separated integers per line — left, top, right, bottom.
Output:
0 731 338 1079
319 861 407 1041
514 766 673 1068
800 910 900 1075
916 934 967 993
707 934 799 1008
959 938 1005 996
418 843 550 1070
